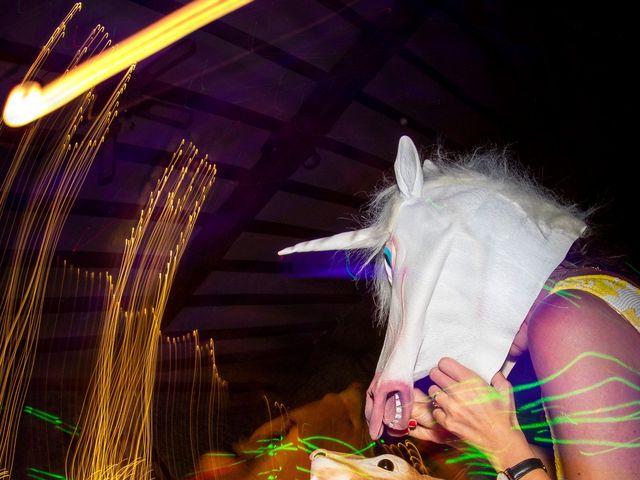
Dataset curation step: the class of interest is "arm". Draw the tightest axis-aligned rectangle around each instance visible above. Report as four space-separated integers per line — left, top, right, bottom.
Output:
410 357 553 479
526 291 640 479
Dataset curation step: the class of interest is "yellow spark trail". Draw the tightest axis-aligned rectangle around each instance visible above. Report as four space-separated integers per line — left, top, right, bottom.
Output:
67 141 217 480
0 7 131 477
156 333 227 478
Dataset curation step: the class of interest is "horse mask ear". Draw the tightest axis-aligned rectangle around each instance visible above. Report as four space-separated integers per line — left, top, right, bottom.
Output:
279 136 421 256
394 136 423 198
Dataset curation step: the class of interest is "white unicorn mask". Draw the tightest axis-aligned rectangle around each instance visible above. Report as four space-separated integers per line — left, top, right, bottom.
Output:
279 136 585 440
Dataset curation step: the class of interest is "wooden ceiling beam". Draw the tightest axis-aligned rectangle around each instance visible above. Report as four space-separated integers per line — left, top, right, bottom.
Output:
131 0 441 141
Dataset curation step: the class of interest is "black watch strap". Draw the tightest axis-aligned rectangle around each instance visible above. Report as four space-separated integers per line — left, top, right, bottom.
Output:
504 458 547 479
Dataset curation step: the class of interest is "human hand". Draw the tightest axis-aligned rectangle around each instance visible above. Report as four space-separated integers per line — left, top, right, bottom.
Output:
406 387 458 445
424 358 532 468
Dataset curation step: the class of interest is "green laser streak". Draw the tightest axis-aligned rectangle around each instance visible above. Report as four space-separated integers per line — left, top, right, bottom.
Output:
56 425 80 436
242 441 297 459
513 351 640 395
464 353 640 410
22 405 79 436
566 400 640 417
25 468 66 479
464 461 494 468
578 435 640 456
23 407 62 424
542 284 582 307
518 375 640 412
298 436 377 457
521 409 640 430
533 437 640 448
445 452 487 464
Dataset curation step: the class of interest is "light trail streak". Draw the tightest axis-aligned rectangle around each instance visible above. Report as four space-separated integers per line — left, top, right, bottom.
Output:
0 6 130 475
157 333 226 479
67 141 217 480
2 0 253 127
22 405 80 436
25 467 66 480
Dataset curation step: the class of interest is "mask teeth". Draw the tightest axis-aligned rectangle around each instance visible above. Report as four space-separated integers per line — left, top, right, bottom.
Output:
387 393 402 426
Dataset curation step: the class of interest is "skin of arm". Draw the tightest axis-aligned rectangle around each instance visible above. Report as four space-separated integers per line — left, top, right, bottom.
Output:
526 291 640 479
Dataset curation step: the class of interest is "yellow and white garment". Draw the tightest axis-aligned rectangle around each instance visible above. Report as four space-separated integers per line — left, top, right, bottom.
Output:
549 274 640 332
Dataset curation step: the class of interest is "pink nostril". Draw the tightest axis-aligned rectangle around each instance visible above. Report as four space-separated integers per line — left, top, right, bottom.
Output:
310 449 327 460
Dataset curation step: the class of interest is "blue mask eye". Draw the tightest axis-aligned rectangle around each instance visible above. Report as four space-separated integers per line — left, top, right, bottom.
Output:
383 246 392 267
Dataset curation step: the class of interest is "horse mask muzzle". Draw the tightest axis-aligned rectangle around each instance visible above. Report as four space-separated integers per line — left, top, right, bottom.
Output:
279 136 585 440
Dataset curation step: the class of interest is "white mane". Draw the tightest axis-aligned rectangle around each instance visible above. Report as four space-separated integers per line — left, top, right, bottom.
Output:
358 147 590 326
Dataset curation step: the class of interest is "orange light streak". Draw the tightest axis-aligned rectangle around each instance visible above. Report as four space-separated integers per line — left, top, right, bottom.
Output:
2 0 253 127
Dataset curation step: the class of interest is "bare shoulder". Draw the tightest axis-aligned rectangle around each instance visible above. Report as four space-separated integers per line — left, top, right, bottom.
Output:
528 288 640 370
530 289 623 332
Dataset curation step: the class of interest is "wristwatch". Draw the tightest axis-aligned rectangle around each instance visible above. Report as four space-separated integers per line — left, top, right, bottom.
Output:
496 458 547 480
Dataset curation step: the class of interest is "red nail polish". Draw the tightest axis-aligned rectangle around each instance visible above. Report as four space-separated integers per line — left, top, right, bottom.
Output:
408 419 417 429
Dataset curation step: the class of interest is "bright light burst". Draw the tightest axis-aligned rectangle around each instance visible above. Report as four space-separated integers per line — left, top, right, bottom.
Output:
2 0 253 127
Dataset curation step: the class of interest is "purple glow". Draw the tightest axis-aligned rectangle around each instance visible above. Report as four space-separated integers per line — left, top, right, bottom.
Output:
280 250 376 280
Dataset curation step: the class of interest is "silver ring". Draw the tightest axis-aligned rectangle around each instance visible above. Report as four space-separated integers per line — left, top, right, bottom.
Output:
430 391 442 409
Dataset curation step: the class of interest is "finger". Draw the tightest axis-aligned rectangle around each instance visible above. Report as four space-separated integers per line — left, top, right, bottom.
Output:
411 392 435 425
427 386 450 410
490 372 511 392
413 387 431 404
437 357 483 382
491 372 518 425
412 426 460 448
432 406 447 428
429 373 479 403
427 385 443 398
429 367 457 390
408 424 439 442
491 372 513 407
413 388 435 414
